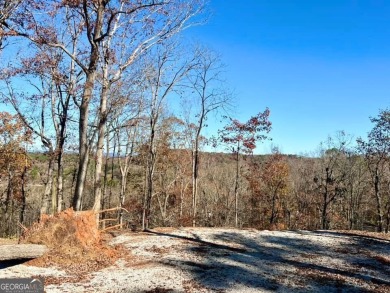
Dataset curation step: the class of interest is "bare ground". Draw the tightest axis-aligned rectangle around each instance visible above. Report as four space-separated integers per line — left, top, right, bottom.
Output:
0 228 389 292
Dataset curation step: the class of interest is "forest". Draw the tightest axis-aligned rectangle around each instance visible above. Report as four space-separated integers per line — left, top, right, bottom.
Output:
0 0 389 237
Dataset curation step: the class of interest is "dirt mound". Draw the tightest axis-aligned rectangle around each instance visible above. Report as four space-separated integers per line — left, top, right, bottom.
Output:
20 208 125 282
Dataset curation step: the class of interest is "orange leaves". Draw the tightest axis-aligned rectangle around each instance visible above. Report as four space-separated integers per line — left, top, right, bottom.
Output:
0 112 31 146
0 122 31 204
0 112 31 178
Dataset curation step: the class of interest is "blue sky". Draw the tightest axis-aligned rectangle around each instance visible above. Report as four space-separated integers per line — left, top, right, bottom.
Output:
184 0 390 154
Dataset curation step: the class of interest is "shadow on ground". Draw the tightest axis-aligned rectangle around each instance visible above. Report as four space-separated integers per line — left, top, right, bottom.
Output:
147 230 390 292
0 259 31 269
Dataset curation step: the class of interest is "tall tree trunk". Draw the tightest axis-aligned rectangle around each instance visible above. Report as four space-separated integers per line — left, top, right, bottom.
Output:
192 114 203 227
51 179 57 214
234 149 239 228
73 104 89 210
56 161 63 213
93 81 109 214
270 190 278 225
72 2 105 210
19 156 27 236
321 168 331 230
119 138 135 227
374 170 383 232
73 87 93 211
192 148 199 227
119 173 127 227
142 122 156 231
41 155 54 215
102 133 110 212
180 180 184 220
108 139 116 210
143 154 155 230
56 103 68 213
321 195 329 230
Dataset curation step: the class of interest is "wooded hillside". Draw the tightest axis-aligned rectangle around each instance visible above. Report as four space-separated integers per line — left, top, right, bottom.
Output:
1 135 389 237
0 1 389 236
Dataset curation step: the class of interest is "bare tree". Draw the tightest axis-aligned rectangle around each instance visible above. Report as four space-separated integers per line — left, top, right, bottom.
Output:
141 43 197 230
219 110 272 227
108 84 144 226
184 47 230 227
357 109 390 232
91 0 204 214
2 0 204 212
0 0 23 51
313 132 352 229
2 42 79 214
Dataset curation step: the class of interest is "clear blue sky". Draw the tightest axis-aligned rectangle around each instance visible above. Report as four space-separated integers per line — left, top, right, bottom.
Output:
184 0 390 154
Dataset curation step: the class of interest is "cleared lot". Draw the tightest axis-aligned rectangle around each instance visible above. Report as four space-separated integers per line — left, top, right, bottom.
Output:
0 228 389 292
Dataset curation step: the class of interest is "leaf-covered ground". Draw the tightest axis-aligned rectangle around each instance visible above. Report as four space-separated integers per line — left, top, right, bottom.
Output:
1 228 389 292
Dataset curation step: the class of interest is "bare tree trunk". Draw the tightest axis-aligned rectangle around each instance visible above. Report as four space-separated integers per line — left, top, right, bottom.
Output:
54 134 66 213
192 148 199 227
55 101 69 213
119 174 127 226
192 113 203 227
56 162 63 213
41 155 54 215
108 139 116 210
119 139 135 227
180 180 184 220
142 124 156 231
93 81 109 214
73 97 91 211
270 190 279 225
348 186 354 230
321 188 329 230
19 154 28 235
234 150 239 228
188 49 229 227
320 167 332 230
102 133 110 212
72 1 105 210
374 170 383 232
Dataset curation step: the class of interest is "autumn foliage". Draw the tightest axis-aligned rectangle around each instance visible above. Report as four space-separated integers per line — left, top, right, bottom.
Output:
260 152 290 228
219 108 272 154
0 112 31 212
0 0 389 237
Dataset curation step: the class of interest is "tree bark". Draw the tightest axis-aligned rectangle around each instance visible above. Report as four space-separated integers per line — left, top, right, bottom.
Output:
374 170 384 232
93 81 109 214
41 155 54 215
234 149 240 228
142 122 156 231
73 2 105 210
73 96 92 211
192 112 203 227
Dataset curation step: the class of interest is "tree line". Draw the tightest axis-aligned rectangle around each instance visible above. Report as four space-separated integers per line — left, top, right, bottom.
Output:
0 0 389 236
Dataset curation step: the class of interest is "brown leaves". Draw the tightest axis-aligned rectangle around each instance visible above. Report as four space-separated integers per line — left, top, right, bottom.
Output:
0 112 31 204
261 152 290 193
60 0 83 8
0 112 31 168
0 111 31 146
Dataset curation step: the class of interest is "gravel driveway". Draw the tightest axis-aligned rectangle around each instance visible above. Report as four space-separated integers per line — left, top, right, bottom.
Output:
1 228 389 292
